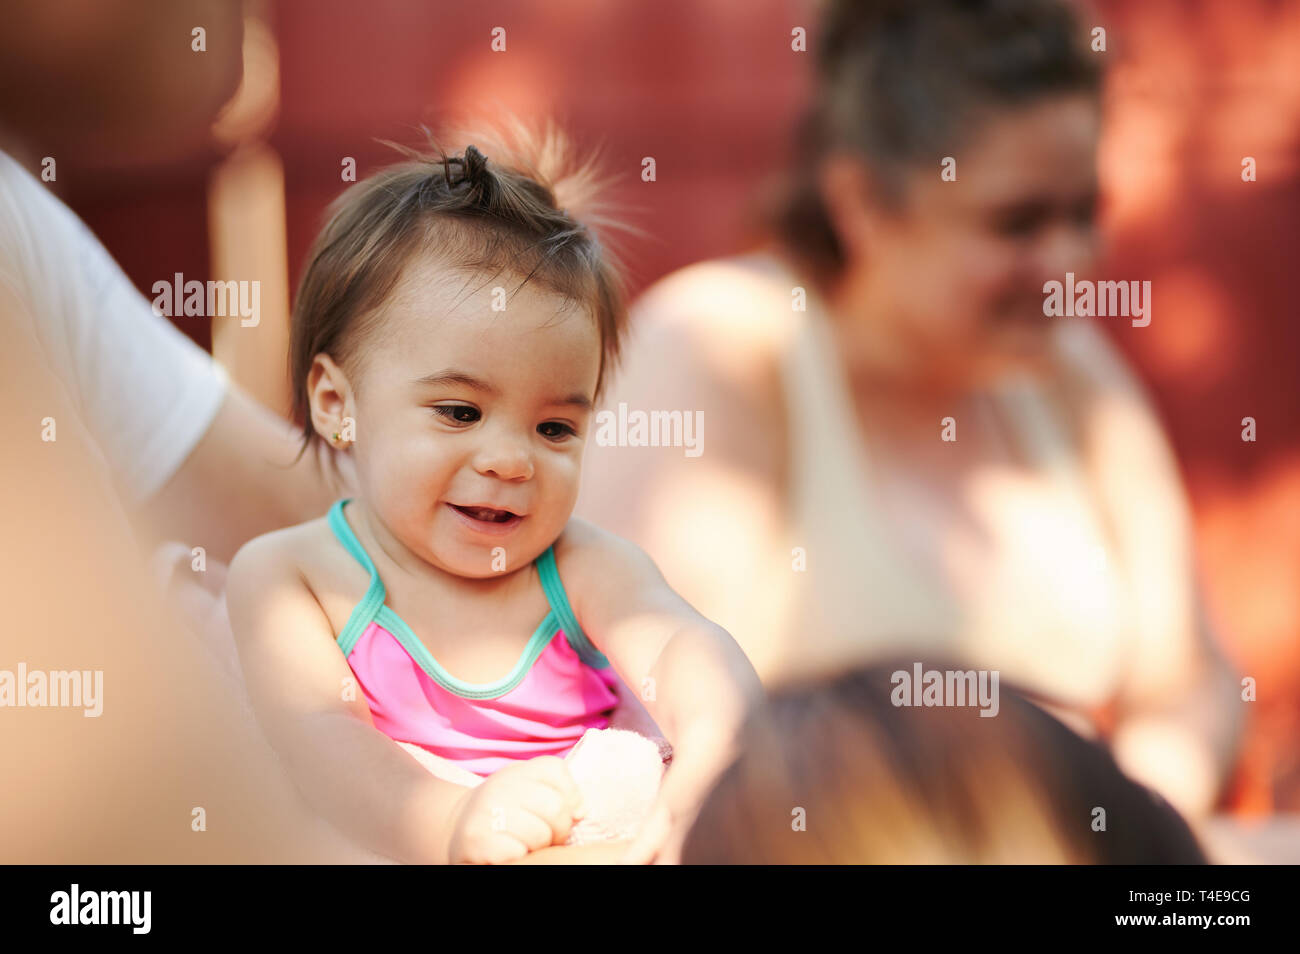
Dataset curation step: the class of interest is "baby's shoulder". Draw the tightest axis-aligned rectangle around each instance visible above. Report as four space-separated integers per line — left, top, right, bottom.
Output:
549 518 661 591
228 516 348 598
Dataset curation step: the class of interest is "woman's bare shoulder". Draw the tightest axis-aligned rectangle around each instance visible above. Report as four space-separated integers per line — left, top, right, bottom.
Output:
584 253 797 507
631 250 803 366
616 251 802 419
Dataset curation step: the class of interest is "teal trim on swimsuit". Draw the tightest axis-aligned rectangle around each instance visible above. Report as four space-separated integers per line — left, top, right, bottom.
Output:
328 500 387 658
534 545 610 669
325 498 607 700
376 606 560 700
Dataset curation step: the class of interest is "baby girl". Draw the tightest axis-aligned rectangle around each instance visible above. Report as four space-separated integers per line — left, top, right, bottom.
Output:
225 125 762 864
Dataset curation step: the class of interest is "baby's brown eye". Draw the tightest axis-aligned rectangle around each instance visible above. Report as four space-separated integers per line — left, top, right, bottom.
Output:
538 421 575 440
432 405 480 425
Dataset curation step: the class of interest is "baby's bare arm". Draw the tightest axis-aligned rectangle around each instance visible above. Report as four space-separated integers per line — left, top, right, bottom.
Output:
606 674 667 742
559 522 764 860
562 521 762 749
226 533 470 863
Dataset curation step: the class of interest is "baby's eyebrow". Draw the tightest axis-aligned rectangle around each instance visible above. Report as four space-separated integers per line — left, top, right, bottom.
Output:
412 369 496 392
414 369 592 411
554 393 593 411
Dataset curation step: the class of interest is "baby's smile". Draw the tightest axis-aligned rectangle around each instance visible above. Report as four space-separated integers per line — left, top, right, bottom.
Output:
445 501 526 536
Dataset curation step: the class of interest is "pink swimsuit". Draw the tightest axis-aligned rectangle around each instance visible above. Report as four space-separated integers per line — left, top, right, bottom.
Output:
328 498 621 777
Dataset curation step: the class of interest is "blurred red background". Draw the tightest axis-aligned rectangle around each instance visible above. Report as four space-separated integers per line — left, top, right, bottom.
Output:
42 0 1300 812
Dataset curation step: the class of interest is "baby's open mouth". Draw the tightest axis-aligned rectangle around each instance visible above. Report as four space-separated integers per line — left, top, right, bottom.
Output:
450 504 519 523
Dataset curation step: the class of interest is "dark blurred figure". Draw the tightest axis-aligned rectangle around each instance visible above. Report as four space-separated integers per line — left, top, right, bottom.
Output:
0 0 243 166
682 662 1208 864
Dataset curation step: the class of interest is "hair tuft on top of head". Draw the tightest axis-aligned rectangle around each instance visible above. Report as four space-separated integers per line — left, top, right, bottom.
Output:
457 143 489 188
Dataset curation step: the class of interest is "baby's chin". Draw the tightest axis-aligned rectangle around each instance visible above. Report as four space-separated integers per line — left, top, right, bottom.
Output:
429 538 549 580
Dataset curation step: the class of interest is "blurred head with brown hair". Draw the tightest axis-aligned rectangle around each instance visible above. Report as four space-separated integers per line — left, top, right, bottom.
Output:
0 0 244 163
682 661 1207 864
773 0 1103 390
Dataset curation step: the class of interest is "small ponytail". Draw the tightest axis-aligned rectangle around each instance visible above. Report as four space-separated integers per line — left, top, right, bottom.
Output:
442 142 489 191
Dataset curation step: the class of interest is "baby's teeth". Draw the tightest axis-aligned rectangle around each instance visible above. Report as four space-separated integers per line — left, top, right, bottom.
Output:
457 505 514 522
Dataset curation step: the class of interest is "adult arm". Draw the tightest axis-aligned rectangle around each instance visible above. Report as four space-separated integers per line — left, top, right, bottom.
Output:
136 388 356 563
1062 321 1243 817
0 149 353 565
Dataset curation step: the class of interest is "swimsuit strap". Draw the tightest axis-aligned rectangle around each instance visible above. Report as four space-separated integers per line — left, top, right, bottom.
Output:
535 545 610 670
327 498 390 655
326 498 609 669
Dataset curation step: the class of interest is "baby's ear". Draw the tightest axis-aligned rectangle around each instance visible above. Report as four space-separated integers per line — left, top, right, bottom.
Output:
306 353 355 439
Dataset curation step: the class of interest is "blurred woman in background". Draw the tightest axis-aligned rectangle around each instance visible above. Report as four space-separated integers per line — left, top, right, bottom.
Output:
578 0 1243 818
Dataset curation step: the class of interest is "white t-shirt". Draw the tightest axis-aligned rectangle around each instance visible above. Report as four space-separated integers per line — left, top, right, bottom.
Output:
0 149 229 505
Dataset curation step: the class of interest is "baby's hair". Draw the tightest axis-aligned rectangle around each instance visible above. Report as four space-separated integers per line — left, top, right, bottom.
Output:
288 119 629 463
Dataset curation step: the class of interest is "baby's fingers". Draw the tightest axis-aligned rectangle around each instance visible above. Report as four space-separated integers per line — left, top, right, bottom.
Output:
457 803 554 864
520 755 584 813
484 777 581 846
460 831 531 865
516 779 583 845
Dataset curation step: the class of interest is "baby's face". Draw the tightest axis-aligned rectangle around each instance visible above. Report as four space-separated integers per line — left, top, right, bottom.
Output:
348 255 600 578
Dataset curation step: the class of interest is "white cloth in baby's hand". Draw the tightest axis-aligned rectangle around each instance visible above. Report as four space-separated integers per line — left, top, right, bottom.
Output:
563 728 666 846
397 729 667 846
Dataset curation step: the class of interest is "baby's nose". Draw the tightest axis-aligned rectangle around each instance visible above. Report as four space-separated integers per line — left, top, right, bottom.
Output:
473 439 534 481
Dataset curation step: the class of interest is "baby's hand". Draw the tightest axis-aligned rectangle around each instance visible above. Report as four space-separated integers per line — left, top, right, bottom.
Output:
446 756 585 864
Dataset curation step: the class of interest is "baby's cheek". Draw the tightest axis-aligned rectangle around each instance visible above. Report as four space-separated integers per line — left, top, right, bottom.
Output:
541 458 583 518
369 458 421 511
370 451 447 531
